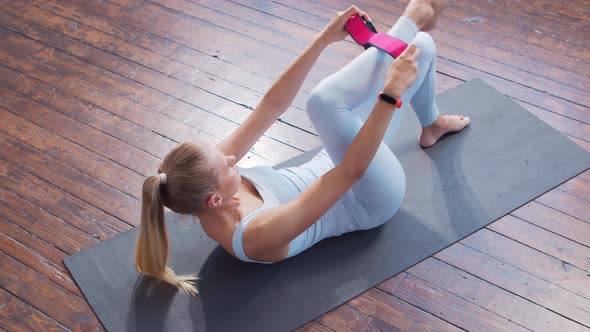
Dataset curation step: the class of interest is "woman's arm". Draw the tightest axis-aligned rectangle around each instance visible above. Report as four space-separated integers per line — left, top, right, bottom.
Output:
216 37 327 161
217 6 370 161
243 45 421 262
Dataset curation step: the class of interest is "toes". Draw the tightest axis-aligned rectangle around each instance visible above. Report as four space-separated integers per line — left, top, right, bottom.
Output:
463 117 470 126
451 115 470 123
446 115 464 119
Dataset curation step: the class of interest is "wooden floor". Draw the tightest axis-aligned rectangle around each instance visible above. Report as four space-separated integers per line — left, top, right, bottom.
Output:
0 0 589 331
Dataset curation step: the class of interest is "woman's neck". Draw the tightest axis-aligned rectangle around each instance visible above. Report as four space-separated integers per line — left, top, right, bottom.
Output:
198 201 241 253
199 198 241 228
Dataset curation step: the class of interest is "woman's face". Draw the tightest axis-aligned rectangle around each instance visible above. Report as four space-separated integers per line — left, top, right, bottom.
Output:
207 144 241 201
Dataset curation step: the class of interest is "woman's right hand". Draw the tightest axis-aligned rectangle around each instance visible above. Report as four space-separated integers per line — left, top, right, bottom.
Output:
383 44 421 100
319 5 371 46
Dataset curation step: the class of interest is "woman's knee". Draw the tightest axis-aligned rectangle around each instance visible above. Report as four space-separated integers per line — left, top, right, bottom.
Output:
356 155 406 216
384 173 406 219
413 32 437 66
361 181 405 230
377 159 406 220
306 86 329 115
373 181 405 228
306 79 345 125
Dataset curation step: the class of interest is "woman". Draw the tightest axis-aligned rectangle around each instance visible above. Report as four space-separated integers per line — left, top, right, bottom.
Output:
135 0 469 295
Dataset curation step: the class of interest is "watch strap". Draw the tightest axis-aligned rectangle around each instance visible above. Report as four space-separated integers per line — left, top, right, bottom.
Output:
378 91 403 108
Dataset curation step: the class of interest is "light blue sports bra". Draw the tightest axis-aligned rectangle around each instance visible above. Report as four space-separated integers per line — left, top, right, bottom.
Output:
231 166 320 263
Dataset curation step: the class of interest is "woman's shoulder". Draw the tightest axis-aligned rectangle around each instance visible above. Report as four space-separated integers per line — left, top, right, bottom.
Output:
231 207 277 262
239 209 289 263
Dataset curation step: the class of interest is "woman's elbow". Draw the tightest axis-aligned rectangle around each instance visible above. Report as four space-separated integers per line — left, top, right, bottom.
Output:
340 164 367 182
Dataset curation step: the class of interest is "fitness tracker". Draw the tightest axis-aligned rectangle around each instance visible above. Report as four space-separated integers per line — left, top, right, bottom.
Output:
378 91 403 108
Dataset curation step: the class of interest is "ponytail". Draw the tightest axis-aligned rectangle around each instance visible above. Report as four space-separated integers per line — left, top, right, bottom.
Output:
135 175 198 295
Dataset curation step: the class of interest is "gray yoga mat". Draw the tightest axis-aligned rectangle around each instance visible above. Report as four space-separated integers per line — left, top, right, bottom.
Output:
64 79 590 332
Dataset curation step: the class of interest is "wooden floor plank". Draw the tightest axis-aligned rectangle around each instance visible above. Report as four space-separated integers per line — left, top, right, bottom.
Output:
407 258 590 332
559 170 590 202
0 28 197 126
0 18 283 165
0 231 82 297
0 252 101 331
296 321 334 332
443 0 590 65
512 201 590 247
0 23 215 135
482 0 589 40
393 274 530 332
0 129 140 227
487 216 590 273
315 304 372 332
435 56 590 127
195 0 359 58
7 0 319 142
56 0 329 99
147 0 356 66
0 68 276 168
525 103 590 143
536 189 590 223
377 272 408 296
568 135 590 152
0 21 200 129
466 227 590 298
0 65 174 159
0 4 315 158
116 0 341 80
211 0 465 94
35 0 309 100
360 317 410 332
0 84 159 178
81 0 334 88
0 287 69 332
350 288 465 331
0 216 66 267
436 243 590 328
0 184 98 255
0 100 144 201
0 159 122 241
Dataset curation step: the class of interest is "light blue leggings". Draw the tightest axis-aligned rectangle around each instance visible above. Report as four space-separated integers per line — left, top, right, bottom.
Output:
306 16 439 221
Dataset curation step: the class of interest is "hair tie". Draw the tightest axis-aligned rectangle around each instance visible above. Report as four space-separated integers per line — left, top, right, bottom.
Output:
158 173 167 185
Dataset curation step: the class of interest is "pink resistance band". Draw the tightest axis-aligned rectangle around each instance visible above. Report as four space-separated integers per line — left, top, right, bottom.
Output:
344 14 408 58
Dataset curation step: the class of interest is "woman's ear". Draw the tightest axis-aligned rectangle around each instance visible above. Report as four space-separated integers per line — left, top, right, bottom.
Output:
207 193 223 208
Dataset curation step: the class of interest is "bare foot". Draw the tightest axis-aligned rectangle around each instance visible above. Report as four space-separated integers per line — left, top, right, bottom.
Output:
419 115 470 148
403 0 450 31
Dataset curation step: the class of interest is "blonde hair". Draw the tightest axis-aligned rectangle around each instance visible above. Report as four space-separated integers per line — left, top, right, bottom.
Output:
135 142 218 295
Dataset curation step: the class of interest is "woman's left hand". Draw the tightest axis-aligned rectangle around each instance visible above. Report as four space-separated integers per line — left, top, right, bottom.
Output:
319 5 372 46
